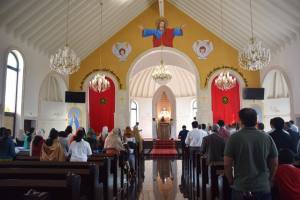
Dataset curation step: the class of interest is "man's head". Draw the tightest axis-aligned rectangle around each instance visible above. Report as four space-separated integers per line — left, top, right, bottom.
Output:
182 125 186 130
238 108 257 127
136 122 139 126
257 122 264 131
201 124 206 130
212 124 220 133
192 121 199 129
152 118 156 121
290 120 295 125
278 149 295 164
273 117 285 131
156 17 168 31
217 120 225 127
284 122 292 130
270 118 275 129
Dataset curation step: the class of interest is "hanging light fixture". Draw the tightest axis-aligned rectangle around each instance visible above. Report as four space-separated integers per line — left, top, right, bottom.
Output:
50 0 80 75
89 1 110 93
214 0 237 91
238 0 270 71
215 71 237 91
152 58 172 85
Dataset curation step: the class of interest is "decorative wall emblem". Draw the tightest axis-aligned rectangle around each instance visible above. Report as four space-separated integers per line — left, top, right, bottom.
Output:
112 42 132 61
192 40 213 59
100 98 107 105
222 96 229 104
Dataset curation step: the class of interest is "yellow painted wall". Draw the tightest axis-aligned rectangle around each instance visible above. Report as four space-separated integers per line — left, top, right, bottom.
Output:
69 2 260 90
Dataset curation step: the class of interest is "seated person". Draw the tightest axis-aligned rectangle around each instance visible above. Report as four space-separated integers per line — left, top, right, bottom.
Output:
69 128 92 162
30 129 45 157
40 128 65 161
58 131 69 156
275 149 300 200
0 127 16 160
124 126 137 174
104 128 125 154
201 124 225 164
85 128 100 153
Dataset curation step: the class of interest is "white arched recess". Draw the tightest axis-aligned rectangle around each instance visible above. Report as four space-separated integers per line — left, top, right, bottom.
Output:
152 85 176 138
261 66 292 130
37 72 68 136
205 69 246 124
126 47 201 134
82 71 120 130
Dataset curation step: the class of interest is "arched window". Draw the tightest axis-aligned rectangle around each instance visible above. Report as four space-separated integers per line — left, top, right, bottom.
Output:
130 100 138 128
4 50 24 135
192 99 197 119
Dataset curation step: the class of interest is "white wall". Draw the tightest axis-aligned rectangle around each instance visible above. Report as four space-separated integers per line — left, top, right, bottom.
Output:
261 36 300 121
134 97 152 139
0 28 53 133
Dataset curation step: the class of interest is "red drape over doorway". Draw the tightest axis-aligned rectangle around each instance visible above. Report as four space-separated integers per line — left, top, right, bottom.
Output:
211 76 240 125
89 78 115 133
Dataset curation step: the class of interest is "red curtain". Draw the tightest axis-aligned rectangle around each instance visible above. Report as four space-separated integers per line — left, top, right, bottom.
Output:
211 76 240 125
89 78 115 133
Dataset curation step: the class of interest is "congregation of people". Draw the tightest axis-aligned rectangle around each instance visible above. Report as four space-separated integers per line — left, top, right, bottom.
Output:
0 123 143 177
178 108 300 200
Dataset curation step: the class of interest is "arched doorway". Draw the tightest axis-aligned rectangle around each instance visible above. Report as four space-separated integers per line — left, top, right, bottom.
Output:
262 69 291 130
82 72 120 133
127 47 200 138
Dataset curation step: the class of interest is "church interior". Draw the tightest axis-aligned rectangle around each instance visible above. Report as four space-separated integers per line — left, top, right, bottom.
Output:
0 0 300 199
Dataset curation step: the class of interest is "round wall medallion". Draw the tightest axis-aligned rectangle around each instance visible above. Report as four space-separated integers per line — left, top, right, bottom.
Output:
222 96 229 104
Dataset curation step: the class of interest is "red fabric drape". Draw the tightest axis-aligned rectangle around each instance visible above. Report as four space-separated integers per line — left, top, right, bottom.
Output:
211 76 240 125
89 78 115 133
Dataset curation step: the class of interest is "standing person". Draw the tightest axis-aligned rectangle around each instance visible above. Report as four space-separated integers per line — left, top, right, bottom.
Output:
185 121 206 147
0 128 16 160
201 124 225 164
86 128 99 153
23 127 34 150
30 129 45 157
217 120 230 141
270 117 294 153
224 108 278 200
69 128 92 162
40 128 65 161
16 129 25 146
152 118 157 139
178 125 189 150
58 131 69 156
170 118 176 139
257 122 265 133
289 120 299 133
284 121 299 153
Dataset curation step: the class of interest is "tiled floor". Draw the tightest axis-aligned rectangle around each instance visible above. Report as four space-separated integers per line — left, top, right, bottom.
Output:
137 159 187 200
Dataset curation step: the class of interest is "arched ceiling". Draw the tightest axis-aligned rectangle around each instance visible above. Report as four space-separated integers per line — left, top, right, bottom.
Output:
0 0 299 59
130 65 196 97
262 70 289 99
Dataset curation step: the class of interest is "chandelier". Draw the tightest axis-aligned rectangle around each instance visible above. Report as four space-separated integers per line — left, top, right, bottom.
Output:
152 60 172 85
89 73 110 93
89 1 110 93
238 0 270 71
49 0 80 75
215 71 236 91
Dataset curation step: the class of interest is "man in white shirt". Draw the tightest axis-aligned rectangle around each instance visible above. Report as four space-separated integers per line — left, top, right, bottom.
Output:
185 121 207 147
290 120 299 133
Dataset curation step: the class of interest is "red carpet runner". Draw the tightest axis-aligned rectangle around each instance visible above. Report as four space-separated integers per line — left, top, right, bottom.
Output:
150 139 178 158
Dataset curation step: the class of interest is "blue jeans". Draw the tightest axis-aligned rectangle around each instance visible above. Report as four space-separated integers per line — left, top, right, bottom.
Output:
231 189 272 200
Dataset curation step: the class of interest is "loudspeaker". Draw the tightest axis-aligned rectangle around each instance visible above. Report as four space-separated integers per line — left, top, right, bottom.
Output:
65 91 86 103
242 88 265 100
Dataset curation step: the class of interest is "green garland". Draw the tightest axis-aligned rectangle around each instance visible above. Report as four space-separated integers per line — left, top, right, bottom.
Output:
80 68 122 90
204 65 248 88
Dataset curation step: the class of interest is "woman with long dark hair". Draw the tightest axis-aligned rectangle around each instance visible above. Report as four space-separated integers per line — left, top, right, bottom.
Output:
68 128 92 162
40 128 65 161
30 129 45 157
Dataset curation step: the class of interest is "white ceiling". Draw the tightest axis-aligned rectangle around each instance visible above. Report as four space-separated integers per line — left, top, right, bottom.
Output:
130 65 196 97
0 0 299 60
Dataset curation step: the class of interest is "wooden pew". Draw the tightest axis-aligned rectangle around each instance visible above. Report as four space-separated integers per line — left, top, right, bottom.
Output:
0 161 101 200
0 171 80 200
209 161 230 200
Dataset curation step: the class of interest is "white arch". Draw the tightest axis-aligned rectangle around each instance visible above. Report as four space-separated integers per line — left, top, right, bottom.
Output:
262 65 293 119
126 47 201 126
82 71 120 129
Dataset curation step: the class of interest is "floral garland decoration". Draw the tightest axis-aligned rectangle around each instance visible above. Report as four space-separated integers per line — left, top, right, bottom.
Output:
204 65 248 88
80 68 122 90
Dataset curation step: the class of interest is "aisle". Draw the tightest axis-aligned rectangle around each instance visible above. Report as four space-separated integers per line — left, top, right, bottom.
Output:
138 159 187 200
